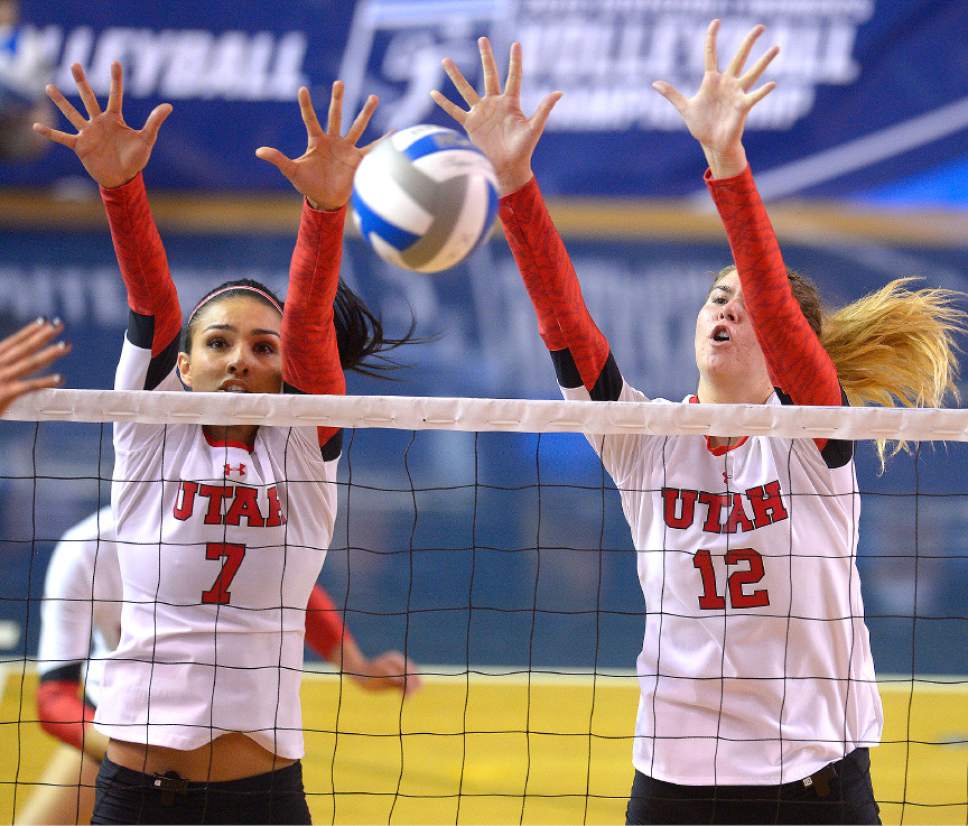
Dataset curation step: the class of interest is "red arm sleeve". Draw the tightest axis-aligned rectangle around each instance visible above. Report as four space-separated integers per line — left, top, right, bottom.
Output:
36 680 95 752
99 173 181 357
281 201 346 449
705 166 840 409
304 584 353 662
499 178 610 392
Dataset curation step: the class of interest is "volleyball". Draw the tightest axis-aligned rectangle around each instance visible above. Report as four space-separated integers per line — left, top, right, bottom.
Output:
351 125 499 273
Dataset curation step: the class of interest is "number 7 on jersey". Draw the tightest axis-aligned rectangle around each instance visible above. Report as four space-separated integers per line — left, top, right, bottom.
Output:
201 542 246 604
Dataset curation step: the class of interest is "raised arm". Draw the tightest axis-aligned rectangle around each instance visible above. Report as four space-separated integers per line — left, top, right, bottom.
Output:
35 62 180 391
432 39 621 402
257 83 378 453
653 22 840 408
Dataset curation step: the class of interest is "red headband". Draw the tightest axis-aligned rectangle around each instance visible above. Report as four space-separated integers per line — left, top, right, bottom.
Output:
189 285 283 321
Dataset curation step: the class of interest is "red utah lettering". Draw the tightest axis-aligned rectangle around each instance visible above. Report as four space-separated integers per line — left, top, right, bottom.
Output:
265 485 286 527
745 481 789 528
224 486 266 527
662 488 697 529
173 481 198 521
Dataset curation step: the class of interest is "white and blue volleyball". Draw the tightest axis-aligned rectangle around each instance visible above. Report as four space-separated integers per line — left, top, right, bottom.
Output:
351 125 499 273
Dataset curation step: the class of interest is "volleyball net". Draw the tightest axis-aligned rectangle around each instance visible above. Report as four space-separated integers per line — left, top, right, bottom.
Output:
1 389 967 824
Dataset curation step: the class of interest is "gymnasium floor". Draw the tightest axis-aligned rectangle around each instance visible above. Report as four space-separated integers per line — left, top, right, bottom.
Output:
0 667 964 824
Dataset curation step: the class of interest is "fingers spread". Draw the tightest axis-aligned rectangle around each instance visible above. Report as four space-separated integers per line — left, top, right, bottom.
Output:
442 57 480 107
430 90 467 125
0 319 63 368
293 86 322 138
0 339 70 384
479 36 501 96
746 80 777 108
71 63 103 119
325 81 342 136
255 146 294 176
651 80 688 114
740 45 780 90
704 19 721 73
0 318 55 358
505 41 523 99
345 94 378 145
727 24 765 77
45 84 86 131
142 103 173 145
530 90 563 136
106 60 124 114
32 123 77 149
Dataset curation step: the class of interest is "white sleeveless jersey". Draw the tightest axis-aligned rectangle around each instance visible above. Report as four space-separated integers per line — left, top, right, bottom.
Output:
38 507 121 708
95 338 338 758
564 379 883 785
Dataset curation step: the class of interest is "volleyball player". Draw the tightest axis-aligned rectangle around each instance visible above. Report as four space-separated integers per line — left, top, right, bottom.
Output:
35 61 406 823
0 316 68 414
22 508 421 825
434 24 963 825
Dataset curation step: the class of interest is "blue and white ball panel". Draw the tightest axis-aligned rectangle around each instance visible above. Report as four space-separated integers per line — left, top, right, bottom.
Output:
352 124 498 273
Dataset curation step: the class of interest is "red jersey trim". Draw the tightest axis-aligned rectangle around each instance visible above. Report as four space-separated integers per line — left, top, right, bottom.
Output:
203 432 254 452
688 395 750 454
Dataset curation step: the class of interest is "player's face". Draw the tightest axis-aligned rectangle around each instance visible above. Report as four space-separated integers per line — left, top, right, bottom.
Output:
177 296 282 394
694 269 771 395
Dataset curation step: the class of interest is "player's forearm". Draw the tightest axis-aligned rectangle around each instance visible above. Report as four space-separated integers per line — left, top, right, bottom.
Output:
100 173 181 356
36 678 96 752
706 166 839 406
499 178 610 391
281 201 345 396
304 584 351 660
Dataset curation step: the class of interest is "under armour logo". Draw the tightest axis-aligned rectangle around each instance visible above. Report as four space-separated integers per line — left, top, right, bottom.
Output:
722 471 729 485
224 463 246 477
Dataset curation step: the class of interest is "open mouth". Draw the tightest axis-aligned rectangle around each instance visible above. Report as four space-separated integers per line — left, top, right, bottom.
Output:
712 325 731 343
219 383 249 393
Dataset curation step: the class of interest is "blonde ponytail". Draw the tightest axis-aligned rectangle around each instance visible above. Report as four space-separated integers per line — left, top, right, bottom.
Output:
821 278 965 463
715 268 966 465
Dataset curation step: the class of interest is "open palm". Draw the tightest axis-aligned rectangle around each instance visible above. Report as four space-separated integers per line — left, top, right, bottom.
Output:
432 37 561 196
256 82 378 211
653 21 779 172
34 62 171 189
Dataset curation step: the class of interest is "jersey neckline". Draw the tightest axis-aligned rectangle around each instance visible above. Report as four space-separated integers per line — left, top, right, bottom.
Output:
688 395 750 455
203 431 255 452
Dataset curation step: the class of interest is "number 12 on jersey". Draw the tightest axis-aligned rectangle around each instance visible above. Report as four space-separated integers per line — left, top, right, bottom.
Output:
693 547 770 610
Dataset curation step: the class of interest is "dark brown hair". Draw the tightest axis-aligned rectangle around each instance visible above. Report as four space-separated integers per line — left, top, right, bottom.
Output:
184 278 415 378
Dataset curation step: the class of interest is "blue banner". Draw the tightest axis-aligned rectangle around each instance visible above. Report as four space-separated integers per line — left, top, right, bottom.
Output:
1 0 966 203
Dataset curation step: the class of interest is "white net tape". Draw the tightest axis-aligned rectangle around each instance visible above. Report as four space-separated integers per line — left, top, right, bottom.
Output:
4 388 968 440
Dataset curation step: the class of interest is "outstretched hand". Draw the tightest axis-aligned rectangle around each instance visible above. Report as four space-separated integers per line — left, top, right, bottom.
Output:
34 62 172 189
0 318 70 416
256 83 378 211
652 20 779 178
431 37 562 196
348 650 423 696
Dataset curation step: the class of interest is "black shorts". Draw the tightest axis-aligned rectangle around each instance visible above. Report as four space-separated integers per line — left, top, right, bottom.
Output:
626 747 881 825
91 757 312 825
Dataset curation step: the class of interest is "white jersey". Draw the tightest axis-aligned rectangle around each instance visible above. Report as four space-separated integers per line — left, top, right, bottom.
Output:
95 338 338 758
38 507 122 708
564 379 883 785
